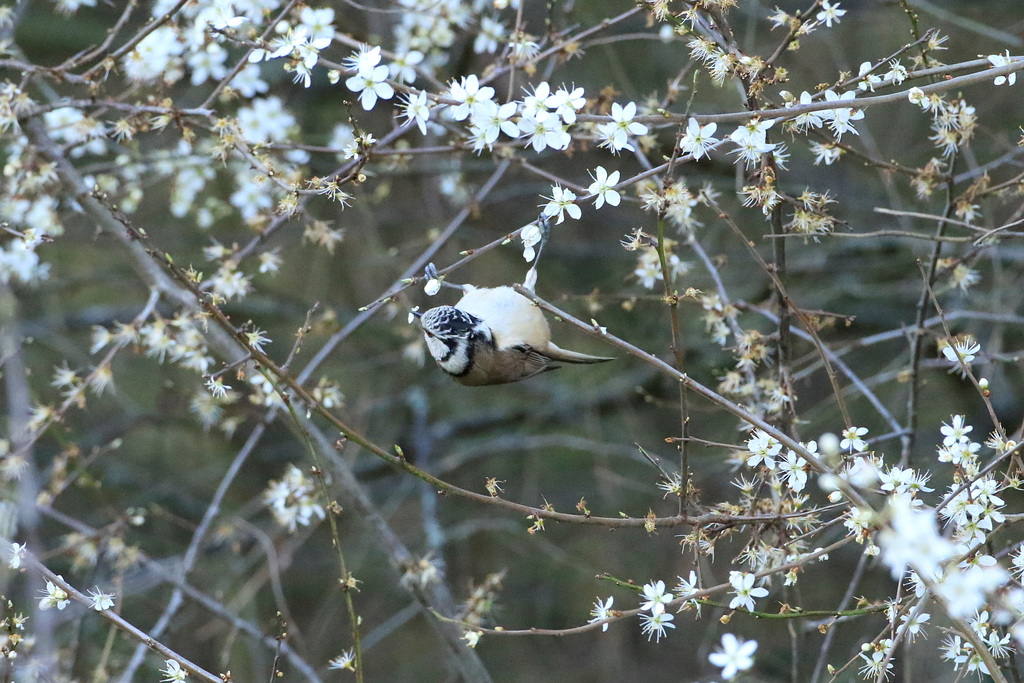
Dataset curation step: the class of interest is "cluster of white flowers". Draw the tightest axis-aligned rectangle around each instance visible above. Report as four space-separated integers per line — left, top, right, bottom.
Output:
768 1 846 33
674 570 702 615
87 586 116 611
587 595 613 631
43 106 106 157
987 50 1019 87
727 571 769 612
693 404 1021 678
837 410 1022 678
634 178 708 235
41 581 114 610
878 497 953 579
687 37 757 86
745 429 781 469
400 91 431 135
780 88 865 145
169 159 217 220
589 573 758 678
347 54 619 159
942 336 981 378
857 59 908 92
38 577 70 610
263 464 326 533
857 638 895 679
88 311 259 435
678 118 719 160
728 118 778 168
595 101 648 153
328 649 356 671
637 580 675 642
710 633 758 680
785 190 837 237
237 96 298 145
1 100 66 288
344 46 395 110
0 229 51 286
6 541 26 569
393 0 469 55
540 185 580 225
123 26 185 83
631 244 689 290
587 166 621 209
115 0 287 91
905 85 979 158
34 569 119 614
247 372 285 409
113 3 338 229
470 79 580 153
160 659 189 682
519 223 544 262
140 314 215 371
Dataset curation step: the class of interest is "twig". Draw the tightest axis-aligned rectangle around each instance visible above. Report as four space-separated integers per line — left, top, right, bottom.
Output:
25 556 223 683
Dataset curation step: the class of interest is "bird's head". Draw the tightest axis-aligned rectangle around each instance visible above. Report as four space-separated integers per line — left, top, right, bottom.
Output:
418 305 492 376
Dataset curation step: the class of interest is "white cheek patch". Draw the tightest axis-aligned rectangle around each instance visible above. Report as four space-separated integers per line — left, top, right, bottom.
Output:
438 347 469 374
425 334 450 361
425 334 470 375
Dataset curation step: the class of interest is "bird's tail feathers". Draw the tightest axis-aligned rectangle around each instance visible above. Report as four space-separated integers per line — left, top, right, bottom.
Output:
545 343 614 364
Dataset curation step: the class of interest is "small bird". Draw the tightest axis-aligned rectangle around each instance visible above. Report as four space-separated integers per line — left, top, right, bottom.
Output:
418 284 613 386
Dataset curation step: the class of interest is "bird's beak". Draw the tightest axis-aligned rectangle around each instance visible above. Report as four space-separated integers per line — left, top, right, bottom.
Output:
407 306 422 324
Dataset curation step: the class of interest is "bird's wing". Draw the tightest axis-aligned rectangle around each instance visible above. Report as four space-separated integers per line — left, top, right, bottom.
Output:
509 344 556 378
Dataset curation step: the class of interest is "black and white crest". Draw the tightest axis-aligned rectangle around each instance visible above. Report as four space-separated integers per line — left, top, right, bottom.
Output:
420 306 483 339
419 305 493 377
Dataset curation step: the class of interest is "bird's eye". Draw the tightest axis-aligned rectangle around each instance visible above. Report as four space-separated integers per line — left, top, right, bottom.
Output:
425 330 435 338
